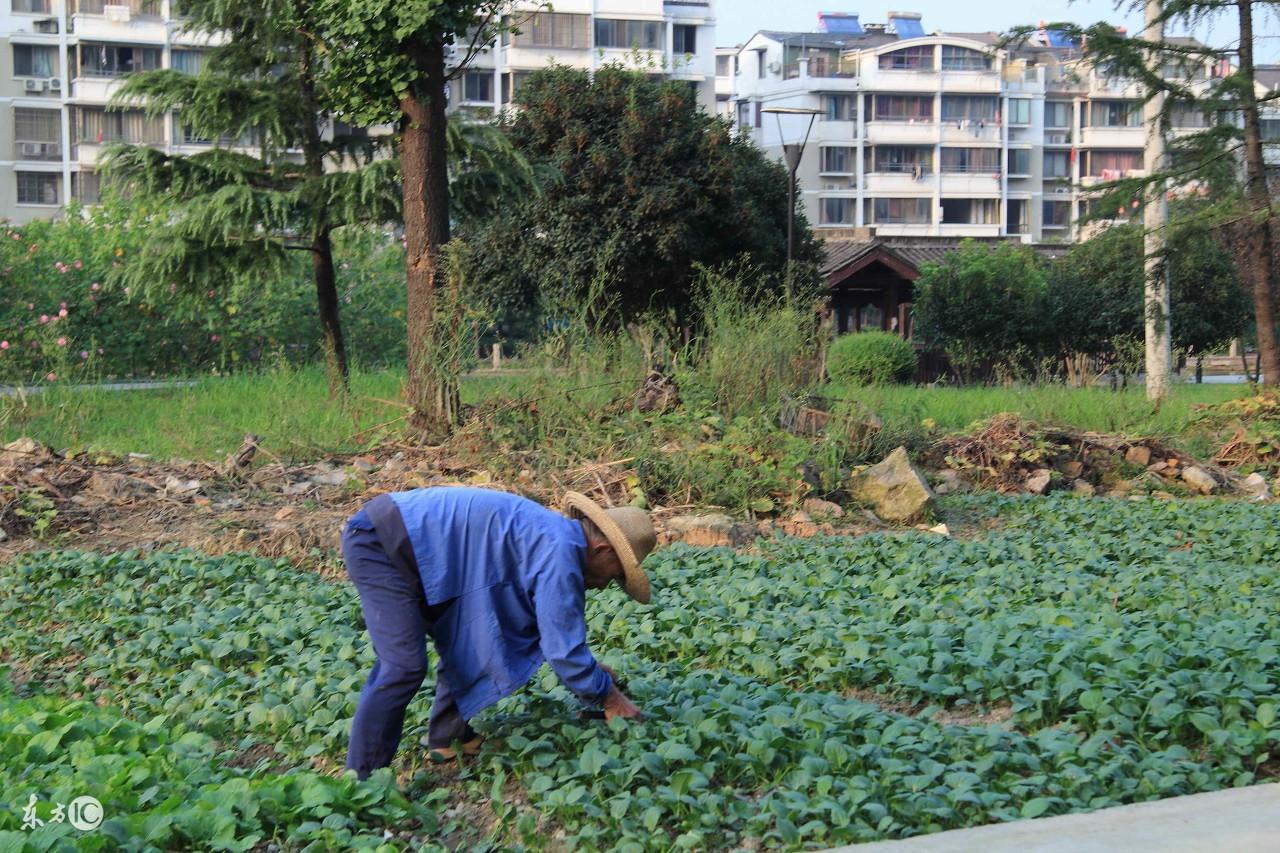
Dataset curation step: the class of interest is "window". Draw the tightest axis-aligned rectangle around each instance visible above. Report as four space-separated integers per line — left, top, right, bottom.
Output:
940 147 999 173
1262 119 1280 141
737 101 751 128
871 146 932 174
504 12 589 48
1042 200 1070 227
873 94 932 121
879 46 933 71
821 146 853 173
1045 101 1072 128
72 170 100 203
595 18 661 50
463 71 492 102
941 95 998 122
1007 99 1031 125
716 55 731 77
1088 100 1141 127
17 171 59 205
822 94 856 122
170 49 206 75
173 113 210 144
76 107 164 145
1161 60 1204 81
1087 149 1143 176
1008 199 1028 233
756 48 767 79
871 197 931 224
79 43 162 77
940 46 991 70
673 25 697 55
820 197 855 225
941 198 999 224
14 108 60 159
75 0 160 14
14 44 56 76
1170 104 1208 128
501 71 532 104
1007 148 1030 175
12 0 51 12
1044 150 1070 178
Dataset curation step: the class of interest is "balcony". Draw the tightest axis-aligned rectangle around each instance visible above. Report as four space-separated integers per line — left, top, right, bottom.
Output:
865 120 936 144
863 172 934 194
873 222 934 237
812 120 857 143
939 172 1002 195
940 120 1000 144
937 69 1001 93
1043 129 1074 145
70 77 125 102
1079 168 1148 187
1079 126 1145 148
939 223 1001 237
861 68 939 93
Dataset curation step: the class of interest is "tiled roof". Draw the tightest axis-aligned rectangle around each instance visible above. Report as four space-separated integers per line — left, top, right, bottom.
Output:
820 237 1066 277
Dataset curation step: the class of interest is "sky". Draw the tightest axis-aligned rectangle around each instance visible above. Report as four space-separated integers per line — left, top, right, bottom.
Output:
716 1 1280 63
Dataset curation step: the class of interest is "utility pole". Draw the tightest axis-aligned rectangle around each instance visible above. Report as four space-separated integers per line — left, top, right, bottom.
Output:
1143 0 1173 402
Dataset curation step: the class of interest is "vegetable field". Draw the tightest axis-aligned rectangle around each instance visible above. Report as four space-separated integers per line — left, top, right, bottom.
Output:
3 494 1279 851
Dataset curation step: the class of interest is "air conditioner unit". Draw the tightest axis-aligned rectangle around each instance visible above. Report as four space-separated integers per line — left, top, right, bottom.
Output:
18 142 44 158
103 3 130 21
1054 186 1070 194
43 142 61 157
24 79 40 92
33 17 59 33
767 61 782 74
48 78 61 91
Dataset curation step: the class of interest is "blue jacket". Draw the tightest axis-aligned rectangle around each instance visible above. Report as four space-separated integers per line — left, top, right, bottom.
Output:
388 487 613 720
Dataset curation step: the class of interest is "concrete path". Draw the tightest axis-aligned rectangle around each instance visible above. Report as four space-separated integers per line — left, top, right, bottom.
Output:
836 783 1280 853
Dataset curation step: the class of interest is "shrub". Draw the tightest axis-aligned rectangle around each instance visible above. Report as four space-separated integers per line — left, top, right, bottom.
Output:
826 331 917 386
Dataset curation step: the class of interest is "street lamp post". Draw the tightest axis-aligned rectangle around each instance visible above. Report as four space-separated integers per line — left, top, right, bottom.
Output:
761 106 823 291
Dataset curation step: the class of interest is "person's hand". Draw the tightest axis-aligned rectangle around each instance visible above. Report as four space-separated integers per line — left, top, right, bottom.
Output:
603 685 643 721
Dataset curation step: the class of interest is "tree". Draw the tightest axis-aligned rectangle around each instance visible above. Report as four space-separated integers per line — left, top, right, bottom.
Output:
912 242 1052 382
102 0 400 391
311 0 526 436
1020 2 1280 386
1047 222 1251 381
461 65 821 328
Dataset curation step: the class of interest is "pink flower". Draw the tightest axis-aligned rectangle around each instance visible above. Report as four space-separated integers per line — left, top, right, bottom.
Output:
210 334 221 343
123 287 130 296
59 301 67 309
0 341 8 350
58 308 67 318
90 282 100 292
56 337 67 347
45 372 56 382
74 260 83 269
30 341 38 348
79 350 89 360
26 303 34 311
206 290 215 298
39 314 49 324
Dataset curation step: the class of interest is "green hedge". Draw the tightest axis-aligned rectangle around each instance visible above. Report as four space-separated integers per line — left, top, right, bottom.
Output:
826 331 917 385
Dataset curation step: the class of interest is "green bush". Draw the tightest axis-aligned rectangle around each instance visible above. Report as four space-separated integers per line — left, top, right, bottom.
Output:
826 330 917 385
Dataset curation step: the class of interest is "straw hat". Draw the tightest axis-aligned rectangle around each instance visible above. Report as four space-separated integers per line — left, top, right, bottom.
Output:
563 492 656 604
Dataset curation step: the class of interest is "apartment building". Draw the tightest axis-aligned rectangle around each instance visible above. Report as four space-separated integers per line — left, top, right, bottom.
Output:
729 12 1233 243
1 0 717 223
446 2 717 119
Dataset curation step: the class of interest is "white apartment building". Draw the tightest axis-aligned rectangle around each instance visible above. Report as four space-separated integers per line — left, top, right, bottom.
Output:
1 0 718 223
730 12 1238 243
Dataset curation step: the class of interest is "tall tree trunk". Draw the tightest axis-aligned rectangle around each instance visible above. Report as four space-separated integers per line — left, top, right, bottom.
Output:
401 36 459 438
1237 0 1280 386
312 228 348 392
1142 0 1172 403
298 36 348 392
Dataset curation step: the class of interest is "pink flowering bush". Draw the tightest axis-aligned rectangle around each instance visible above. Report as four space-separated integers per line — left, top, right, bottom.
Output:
0 204 409 383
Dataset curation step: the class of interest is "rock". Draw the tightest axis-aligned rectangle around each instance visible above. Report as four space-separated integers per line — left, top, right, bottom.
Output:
1124 445 1152 467
1148 461 1170 476
849 447 935 524
782 511 820 538
1242 472 1270 499
127 452 152 461
664 513 754 548
932 469 969 496
1072 479 1097 497
927 523 951 537
274 506 297 521
352 457 378 474
801 497 844 519
1060 460 1085 478
163 476 202 498
1152 491 1176 500
1025 468 1053 496
282 481 313 496
311 470 348 487
0 437 43 468
1181 466 1217 495
85 471 154 499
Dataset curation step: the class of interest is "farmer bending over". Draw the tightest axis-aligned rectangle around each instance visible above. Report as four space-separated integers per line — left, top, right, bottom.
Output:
341 486 654 779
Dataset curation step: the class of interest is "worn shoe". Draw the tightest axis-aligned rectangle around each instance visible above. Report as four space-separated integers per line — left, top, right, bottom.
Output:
422 735 484 761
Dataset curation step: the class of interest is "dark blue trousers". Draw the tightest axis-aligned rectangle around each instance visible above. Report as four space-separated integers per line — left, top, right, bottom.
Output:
342 498 473 779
